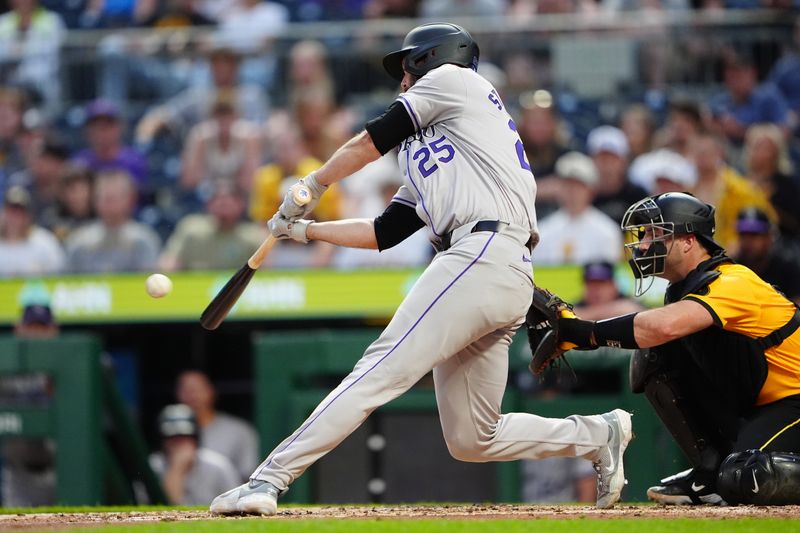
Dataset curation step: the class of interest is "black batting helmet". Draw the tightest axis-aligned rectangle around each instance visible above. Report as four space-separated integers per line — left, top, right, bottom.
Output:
382 23 479 82
621 192 722 295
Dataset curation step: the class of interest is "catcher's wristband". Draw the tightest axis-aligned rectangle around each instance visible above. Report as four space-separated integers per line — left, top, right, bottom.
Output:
559 313 639 350
594 313 639 349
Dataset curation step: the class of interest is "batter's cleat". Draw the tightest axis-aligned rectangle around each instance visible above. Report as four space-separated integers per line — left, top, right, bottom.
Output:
593 409 634 509
647 468 725 506
209 479 279 515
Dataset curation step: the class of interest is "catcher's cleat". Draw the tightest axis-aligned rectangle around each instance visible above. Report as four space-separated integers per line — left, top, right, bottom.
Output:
594 409 634 509
647 468 725 505
210 479 280 515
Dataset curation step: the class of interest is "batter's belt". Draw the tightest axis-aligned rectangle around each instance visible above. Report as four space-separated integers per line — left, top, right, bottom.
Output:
435 220 534 252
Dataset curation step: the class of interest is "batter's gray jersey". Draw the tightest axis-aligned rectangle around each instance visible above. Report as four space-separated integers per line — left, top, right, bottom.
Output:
249 64 618 500
391 64 539 240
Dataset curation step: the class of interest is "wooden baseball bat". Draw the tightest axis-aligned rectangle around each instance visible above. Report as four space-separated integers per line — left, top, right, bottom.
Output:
200 185 311 330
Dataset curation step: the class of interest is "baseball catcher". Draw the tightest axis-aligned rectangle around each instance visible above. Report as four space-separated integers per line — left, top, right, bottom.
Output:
531 192 800 506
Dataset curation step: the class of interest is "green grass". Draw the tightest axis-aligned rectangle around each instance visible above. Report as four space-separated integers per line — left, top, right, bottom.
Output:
5 506 800 533
44 519 800 533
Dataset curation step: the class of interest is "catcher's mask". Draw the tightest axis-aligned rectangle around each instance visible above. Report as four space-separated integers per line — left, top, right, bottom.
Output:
621 192 721 296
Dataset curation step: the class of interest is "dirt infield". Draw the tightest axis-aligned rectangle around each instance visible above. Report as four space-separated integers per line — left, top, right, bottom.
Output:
1 504 798 530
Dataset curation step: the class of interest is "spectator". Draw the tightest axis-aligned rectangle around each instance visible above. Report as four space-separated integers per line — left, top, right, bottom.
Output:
180 95 262 197
97 1 213 109
522 457 597 504
149 404 240 505
741 123 800 243
72 100 149 193
629 149 697 196
0 86 26 191
734 207 800 305
135 44 269 146
193 0 239 22
250 126 343 223
0 0 65 114
279 0 368 21
420 0 506 17
362 0 420 17
652 98 705 159
768 17 800 137
7 134 69 228
175 371 259 482
65 169 160 273
264 39 354 162
50 165 94 242
216 0 289 89
573 261 646 320
1 302 58 507
333 173 433 269
39 0 87 28
291 87 354 162
159 183 265 271
517 91 570 220
279 40 335 110
709 47 790 146
340 153 402 218
587 125 647 224
14 105 47 169
142 0 214 27
619 103 656 160
0 185 64 277
79 0 157 28
690 133 775 253
534 151 623 265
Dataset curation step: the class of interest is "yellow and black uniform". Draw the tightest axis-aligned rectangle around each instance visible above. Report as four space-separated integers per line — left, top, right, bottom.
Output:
680 260 800 453
686 262 800 407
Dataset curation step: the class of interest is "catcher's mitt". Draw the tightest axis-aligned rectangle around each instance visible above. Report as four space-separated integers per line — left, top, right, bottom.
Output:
526 285 578 376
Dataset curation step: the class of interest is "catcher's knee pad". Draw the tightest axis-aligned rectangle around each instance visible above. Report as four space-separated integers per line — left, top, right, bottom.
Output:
629 348 665 394
718 450 800 505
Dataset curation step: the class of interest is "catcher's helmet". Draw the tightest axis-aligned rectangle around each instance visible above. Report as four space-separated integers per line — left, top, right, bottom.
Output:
382 23 479 82
621 192 722 295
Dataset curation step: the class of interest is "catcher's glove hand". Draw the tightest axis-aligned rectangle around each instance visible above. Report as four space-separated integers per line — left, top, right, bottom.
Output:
526 285 580 376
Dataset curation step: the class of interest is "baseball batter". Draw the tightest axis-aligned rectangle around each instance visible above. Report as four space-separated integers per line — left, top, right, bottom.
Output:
210 23 632 515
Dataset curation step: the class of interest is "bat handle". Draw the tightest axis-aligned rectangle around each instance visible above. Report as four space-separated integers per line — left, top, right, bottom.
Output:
248 184 312 270
247 235 277 270
292 184 312 206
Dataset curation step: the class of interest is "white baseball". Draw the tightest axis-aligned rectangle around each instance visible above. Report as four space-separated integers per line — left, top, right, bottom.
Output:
145 273 173 298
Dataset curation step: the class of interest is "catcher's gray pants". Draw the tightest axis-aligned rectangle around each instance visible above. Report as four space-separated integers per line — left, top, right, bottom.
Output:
252 227 612 490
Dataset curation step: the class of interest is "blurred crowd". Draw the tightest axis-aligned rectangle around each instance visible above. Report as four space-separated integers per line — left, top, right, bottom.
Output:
0 0 799 298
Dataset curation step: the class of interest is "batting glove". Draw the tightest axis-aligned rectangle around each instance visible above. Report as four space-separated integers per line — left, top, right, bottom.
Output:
268 213 313 243
278 172 327 221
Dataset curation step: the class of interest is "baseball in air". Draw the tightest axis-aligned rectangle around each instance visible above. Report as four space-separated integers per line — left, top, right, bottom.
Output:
145 273 173 298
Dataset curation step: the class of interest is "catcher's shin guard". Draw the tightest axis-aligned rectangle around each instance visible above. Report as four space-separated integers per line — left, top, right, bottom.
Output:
718 450 800 505
637 345 723 471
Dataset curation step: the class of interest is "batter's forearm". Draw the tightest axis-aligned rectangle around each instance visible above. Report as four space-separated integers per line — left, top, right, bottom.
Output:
314 131 381 187
307 219 379 249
